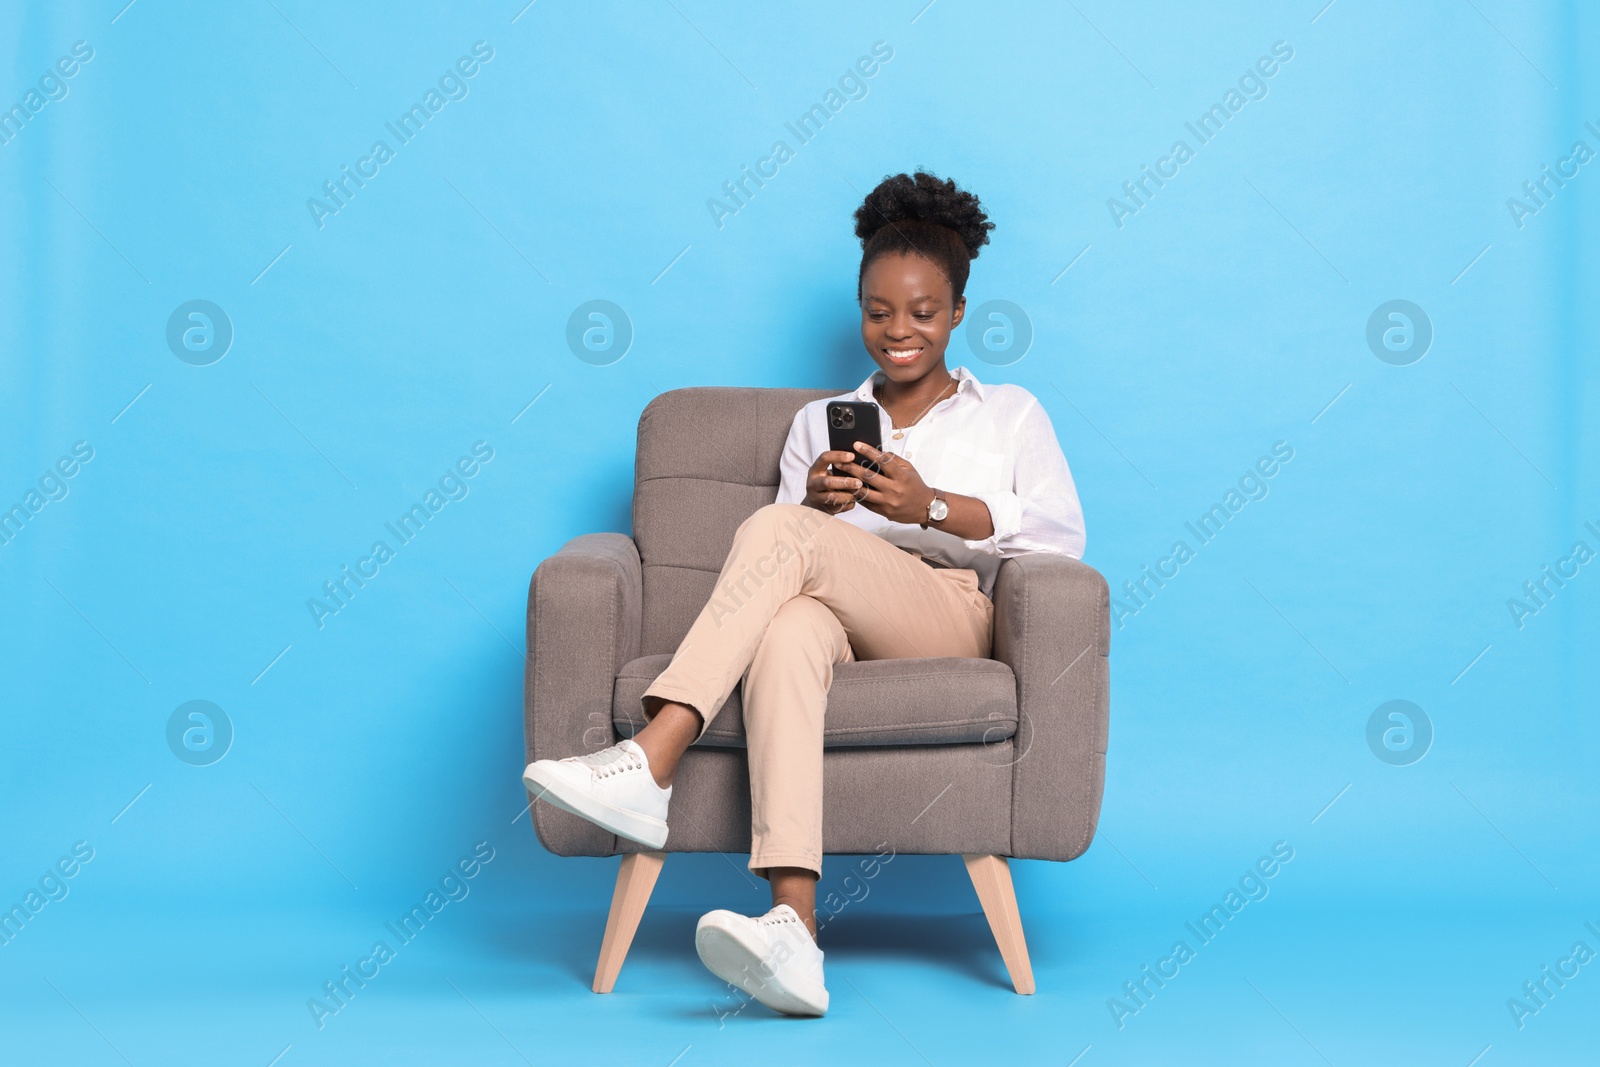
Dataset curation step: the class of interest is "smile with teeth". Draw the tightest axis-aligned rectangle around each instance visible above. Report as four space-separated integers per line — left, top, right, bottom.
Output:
884 346 924 364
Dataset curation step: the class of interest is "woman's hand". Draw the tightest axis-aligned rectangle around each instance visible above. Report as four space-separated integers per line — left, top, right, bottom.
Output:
837 441 936 525
802 450 866 514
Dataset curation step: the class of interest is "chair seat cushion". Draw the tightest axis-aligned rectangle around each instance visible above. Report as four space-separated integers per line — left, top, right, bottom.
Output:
612 654 1018 749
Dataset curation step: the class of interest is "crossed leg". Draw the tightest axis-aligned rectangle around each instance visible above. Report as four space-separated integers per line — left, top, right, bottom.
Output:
630 503 993 938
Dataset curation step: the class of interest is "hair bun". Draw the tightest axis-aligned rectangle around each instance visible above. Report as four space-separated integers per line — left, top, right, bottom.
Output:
853 170 993 259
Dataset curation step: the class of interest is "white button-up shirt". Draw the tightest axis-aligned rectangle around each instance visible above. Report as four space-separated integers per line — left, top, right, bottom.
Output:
776 365 1086 597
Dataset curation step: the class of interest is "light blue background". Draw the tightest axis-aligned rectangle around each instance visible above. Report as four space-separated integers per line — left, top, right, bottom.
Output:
2 1 1596 1063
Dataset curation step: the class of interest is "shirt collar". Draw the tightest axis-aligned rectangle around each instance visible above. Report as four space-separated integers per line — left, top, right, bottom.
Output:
854 364 987 403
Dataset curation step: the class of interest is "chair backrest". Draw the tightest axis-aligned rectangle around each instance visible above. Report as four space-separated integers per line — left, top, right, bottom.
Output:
633 386 837 657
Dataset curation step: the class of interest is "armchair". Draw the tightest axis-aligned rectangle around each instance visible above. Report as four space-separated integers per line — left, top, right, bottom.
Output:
523 387 1109 994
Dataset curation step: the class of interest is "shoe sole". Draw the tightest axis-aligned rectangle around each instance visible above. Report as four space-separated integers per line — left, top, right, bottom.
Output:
522 764 669 849
695 917 829 1017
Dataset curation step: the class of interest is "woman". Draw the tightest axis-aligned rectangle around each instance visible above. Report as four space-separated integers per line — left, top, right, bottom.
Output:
523 171 1086 1017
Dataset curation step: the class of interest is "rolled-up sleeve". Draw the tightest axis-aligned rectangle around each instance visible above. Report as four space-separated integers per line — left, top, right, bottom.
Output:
963 397 1086 559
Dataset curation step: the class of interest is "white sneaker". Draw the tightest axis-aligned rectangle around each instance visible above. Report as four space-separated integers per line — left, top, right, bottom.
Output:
695 903 828 1017
522 739 671 848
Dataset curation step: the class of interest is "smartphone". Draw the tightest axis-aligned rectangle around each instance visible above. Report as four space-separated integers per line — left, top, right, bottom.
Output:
826 401 884 478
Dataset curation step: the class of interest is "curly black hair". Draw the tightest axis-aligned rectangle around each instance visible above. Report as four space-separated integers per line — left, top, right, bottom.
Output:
853 170 993 303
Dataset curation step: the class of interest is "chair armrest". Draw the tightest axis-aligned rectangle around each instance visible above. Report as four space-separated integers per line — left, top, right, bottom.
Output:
524 532 642 857
991 553 1111 862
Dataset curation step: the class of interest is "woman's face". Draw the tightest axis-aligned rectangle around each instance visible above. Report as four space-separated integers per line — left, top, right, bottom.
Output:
860 252 965 386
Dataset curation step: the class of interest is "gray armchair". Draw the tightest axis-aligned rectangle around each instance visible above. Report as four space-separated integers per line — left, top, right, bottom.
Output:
523 387 1110 994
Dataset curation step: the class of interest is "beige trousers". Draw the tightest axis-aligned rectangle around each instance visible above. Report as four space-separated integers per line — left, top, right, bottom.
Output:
640 502 995 879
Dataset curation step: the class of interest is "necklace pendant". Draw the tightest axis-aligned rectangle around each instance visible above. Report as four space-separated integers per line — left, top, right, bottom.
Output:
891 430 904 440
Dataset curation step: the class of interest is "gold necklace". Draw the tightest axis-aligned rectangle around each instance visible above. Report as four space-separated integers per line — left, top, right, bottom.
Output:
889 375 956 440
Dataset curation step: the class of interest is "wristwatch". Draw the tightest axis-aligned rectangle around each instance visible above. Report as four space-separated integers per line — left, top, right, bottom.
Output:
921 490 949 529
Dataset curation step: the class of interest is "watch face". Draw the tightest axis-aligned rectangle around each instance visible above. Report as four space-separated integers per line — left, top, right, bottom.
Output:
929 497 949 521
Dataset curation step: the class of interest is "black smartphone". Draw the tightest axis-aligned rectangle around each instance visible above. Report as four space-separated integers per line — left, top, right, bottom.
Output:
826 401 884 478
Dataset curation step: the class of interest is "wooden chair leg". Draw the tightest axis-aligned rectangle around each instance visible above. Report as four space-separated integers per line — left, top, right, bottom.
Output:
962 854 1036 994
592 851 665 993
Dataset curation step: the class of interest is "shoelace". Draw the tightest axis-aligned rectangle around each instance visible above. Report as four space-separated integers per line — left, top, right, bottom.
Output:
571 744 643 780
759 908 822 963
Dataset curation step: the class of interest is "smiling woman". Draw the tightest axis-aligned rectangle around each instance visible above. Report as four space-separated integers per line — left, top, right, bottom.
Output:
786 172 1085 590
523 169 1087 1019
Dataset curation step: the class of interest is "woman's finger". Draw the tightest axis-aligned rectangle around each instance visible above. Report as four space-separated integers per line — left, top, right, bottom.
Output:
854 485 886 505
837 460 893 484
814 449 856 473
